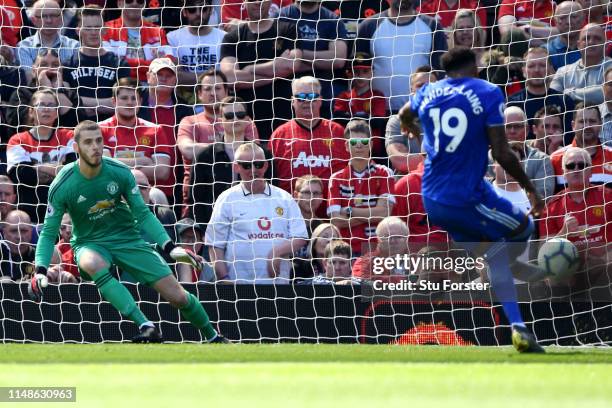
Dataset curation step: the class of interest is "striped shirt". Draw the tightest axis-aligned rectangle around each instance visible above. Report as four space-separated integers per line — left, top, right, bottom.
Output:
17 33 79 71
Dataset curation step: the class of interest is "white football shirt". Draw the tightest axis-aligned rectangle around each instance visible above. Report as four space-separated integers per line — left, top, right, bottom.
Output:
167 27 225 74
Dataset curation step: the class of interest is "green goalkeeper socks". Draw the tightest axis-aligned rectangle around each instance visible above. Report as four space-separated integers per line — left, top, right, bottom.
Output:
180 291 217 341
93 269 149 328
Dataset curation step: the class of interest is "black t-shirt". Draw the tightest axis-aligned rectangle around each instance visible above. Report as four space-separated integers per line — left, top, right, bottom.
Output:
5 245 35 281
220 21 297 139
64 51 130 99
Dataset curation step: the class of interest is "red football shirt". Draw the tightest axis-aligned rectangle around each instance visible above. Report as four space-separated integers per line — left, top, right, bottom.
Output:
327 162 395 254
268 119 348 194
539 185 611 258
99 116 172 189
498 0 556 26
6 128 75 172
417 0 487 28
550 141 612 186
392 166 449 251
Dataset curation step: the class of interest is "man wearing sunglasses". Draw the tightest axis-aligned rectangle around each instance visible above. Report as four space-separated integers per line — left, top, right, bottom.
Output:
167 0 225 86
103 0 172 82
540 146 611 272
17 0 79 82
205 142 308 284
328 119 395 256
269 76 348 196
550 103 612 189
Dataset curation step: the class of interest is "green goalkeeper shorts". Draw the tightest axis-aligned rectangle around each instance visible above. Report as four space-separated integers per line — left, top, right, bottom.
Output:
74 240 172 286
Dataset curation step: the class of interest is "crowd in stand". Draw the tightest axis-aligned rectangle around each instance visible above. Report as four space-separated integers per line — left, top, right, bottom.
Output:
0 0 609 287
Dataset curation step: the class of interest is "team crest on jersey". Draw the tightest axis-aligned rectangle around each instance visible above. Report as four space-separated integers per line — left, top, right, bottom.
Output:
322 138 333 148
107 181 119 195
275 207 284 216
593 206 604 218
139 136 151 146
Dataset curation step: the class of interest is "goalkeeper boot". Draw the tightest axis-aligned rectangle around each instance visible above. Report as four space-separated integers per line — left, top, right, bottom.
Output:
208 334 231 344
132 325 164 344
512 325 545 353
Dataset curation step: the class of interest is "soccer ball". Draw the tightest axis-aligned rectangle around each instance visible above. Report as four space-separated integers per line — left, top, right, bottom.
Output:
537 238 580 281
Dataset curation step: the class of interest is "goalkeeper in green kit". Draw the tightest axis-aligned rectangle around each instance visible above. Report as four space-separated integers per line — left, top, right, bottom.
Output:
29 121 229 344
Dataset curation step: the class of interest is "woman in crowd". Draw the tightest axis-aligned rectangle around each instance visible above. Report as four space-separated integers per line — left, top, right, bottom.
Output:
292 223 342 280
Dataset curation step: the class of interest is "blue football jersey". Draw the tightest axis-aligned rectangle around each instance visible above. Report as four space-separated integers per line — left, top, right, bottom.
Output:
409 77 505 206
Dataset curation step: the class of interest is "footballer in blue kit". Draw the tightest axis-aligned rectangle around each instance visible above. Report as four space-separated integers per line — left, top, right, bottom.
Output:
399 48 545 353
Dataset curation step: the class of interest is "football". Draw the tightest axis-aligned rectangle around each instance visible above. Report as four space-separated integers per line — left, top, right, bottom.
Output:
537 238 580 281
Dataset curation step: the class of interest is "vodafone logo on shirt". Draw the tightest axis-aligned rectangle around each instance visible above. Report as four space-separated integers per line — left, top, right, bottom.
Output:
248 217 286 239
292 152 331 168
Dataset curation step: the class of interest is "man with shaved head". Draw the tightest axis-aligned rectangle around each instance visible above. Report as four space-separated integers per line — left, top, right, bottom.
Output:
550 23 612 105
545 1 584 71
16 0 79 81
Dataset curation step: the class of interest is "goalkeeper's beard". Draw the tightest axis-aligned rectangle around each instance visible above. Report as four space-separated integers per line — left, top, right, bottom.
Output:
79 151 102 168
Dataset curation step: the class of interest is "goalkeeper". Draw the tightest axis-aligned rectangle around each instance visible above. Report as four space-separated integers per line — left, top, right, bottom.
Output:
29 121 228 344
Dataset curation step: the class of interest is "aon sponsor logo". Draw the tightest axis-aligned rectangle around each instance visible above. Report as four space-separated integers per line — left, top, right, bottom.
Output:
293 152 330 168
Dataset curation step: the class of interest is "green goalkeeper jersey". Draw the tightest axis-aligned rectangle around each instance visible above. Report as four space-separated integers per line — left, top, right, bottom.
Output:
35 157 172 268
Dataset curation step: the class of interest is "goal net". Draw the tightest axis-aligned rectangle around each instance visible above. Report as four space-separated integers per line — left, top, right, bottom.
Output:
0 0 610 345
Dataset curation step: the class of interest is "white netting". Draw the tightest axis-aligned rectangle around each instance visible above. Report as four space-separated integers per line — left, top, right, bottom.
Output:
0 0 610 345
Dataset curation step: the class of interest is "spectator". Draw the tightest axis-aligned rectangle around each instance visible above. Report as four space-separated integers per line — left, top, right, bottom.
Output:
385 66 436 174
292 175 325 238
482 29 527 96
352 216 410 281
328 119 395 256
178 70 259 214
1 210 58 281
550 23 612 106
219 0 300 140
7 89 76 223
0 53 25 147
6 48 77 132
132 169 176 241
102 0 172 81
355 0 447 113
493 142 532 214
205 142 308 284
0 4 20 58
292 223 342 281
545 1 584 71
190 96 271 226
577 0 605 24
599 66 612 146
221 0 289 29
98 78 172 190
540 146 611 268
551 103 612 187
321 240 353 280
333 52 387 159
0 239 12 281
64 6 130 123
48 212 78 283
503 106 555 200
447 9 487 67
268 76 348 195
0 175 16 223
174 217 214 283
497 0 558 45
417 0 487 30
168 0 226 86
507 47 575 140
393 160 450 253
16 0 79 82
140 57 194 203
530 106 565 155
279 0 349 115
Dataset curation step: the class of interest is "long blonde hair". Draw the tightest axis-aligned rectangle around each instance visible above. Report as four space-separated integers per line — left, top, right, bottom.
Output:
448 9 486 50
308 223 341 259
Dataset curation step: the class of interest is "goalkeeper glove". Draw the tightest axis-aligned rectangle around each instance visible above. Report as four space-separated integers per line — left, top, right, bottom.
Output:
28 267 48 302
164 242 204 272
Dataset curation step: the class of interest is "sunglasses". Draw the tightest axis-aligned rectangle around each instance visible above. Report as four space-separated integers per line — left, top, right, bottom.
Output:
349 138 370 146
223 111 248 120
237 161 266 170
293 92 320 101
565 162 587 171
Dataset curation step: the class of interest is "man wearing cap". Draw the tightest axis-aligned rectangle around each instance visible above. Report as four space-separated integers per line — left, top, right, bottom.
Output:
138 56 194 204
98 77 173 192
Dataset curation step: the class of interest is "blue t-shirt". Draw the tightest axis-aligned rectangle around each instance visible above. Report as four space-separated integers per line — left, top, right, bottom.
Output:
545 37 581 71
409 77 505 206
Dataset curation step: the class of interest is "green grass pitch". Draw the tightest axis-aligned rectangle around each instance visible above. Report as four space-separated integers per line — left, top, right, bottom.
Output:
0 344 610 408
